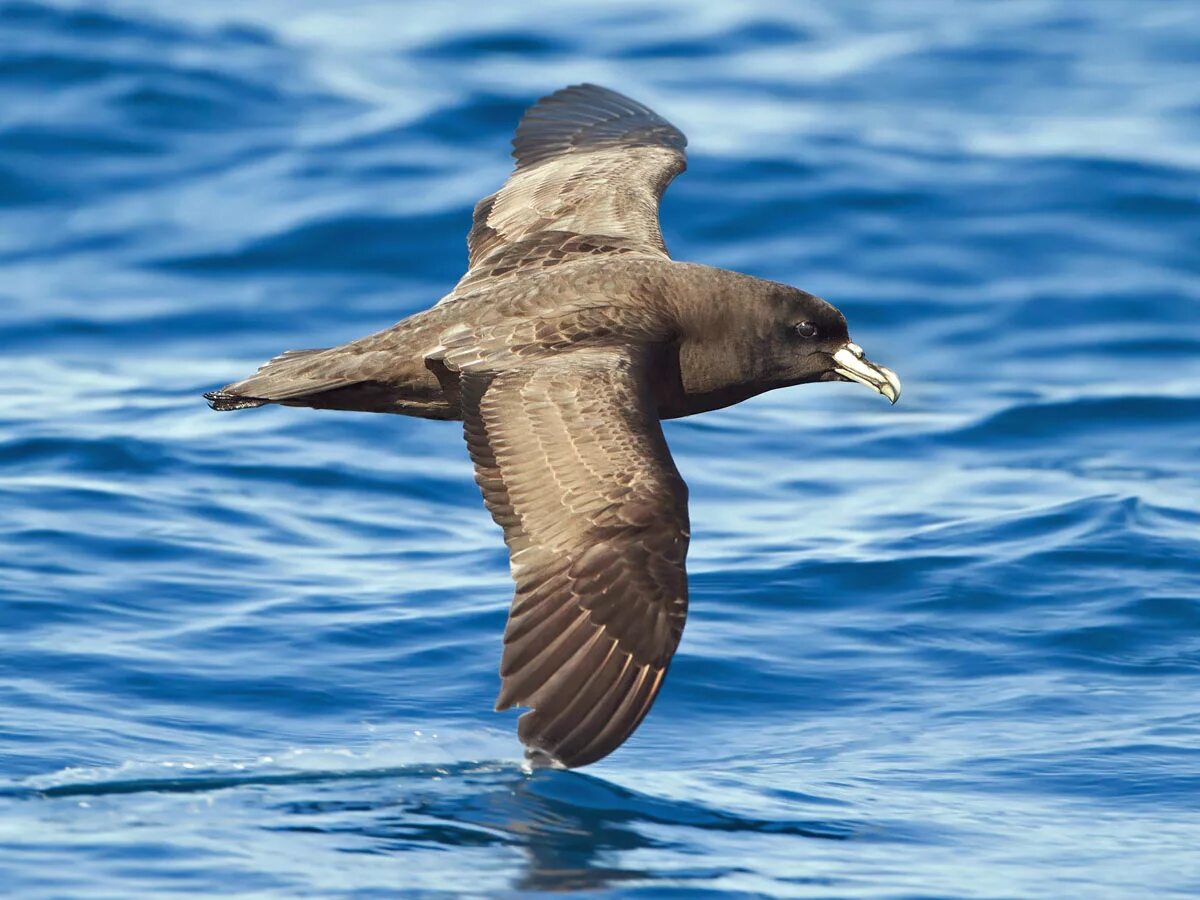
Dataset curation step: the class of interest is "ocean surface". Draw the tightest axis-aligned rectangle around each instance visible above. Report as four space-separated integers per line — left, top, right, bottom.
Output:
2 1 1199 896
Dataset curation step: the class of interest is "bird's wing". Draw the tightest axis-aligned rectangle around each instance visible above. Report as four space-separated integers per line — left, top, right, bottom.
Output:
457 345 689 767
453 84 687 294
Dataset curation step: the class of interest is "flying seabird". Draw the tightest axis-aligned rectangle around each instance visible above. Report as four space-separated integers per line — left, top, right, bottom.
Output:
206 84 901 768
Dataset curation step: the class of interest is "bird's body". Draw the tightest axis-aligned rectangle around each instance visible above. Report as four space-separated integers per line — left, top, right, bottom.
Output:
209 260 842 421
207 85 900 768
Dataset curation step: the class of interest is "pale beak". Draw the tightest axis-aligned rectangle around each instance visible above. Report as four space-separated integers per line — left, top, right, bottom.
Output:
831 343 901 404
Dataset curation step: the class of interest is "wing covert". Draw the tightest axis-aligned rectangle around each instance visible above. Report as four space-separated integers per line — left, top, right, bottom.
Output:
461 84 688 288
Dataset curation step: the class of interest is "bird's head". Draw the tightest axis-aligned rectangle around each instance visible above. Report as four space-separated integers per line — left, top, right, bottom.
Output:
759 286 901 404
668 273 900 415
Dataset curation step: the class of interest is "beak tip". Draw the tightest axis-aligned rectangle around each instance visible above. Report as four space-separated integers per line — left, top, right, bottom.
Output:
881 367 901 405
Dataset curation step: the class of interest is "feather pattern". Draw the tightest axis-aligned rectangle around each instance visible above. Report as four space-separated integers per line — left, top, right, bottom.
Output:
450 84 688 298
458 346 690 767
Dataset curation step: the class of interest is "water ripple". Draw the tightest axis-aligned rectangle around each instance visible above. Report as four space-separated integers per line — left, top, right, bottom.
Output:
2 0 1199 896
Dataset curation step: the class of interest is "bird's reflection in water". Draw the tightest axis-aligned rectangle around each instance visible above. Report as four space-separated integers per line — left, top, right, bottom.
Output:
264 761 855 892
275 765 659 890
26 758 858 892
476 768 659 891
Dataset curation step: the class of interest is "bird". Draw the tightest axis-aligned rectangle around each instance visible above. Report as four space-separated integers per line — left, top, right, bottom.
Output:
205 84 900 768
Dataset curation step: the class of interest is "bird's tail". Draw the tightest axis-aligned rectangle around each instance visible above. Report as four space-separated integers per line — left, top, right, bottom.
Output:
203 390 269 411
204 348 329 411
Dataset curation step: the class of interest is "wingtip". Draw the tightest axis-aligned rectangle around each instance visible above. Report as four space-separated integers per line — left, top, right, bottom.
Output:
544 82 612 101
506 79 690 189
523 746 568 770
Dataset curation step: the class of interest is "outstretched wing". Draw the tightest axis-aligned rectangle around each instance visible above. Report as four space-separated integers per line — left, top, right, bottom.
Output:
455 84 687 293
458 346 690 767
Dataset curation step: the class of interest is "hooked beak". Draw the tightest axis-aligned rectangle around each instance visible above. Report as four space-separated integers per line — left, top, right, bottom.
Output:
831 343 901 404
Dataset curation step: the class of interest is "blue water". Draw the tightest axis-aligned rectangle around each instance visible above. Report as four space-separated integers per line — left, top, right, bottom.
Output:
3 1 1199 896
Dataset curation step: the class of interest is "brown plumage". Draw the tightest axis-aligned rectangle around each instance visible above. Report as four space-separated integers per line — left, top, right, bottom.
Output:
206 84 901 768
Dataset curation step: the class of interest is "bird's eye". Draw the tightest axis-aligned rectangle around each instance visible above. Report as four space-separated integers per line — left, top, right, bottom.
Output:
794 321 819 339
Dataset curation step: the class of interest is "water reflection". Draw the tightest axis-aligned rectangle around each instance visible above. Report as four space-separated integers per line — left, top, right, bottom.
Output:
265 763 856 891
14 760 856 892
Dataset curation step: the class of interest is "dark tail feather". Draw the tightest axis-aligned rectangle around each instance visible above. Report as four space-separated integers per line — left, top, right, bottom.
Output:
204 390 269 411
204 348 329 412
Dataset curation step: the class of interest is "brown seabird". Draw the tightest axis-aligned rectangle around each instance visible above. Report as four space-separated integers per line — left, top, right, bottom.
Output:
206 84 901 768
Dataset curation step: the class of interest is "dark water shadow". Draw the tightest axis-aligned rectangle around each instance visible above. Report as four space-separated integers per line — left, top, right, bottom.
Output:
5 759 862 892
362 764 857 892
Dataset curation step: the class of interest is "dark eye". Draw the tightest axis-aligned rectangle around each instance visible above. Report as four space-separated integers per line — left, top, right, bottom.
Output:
794 321 819 339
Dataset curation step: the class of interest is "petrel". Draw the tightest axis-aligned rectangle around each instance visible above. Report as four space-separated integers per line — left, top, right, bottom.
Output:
206 84 901 768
